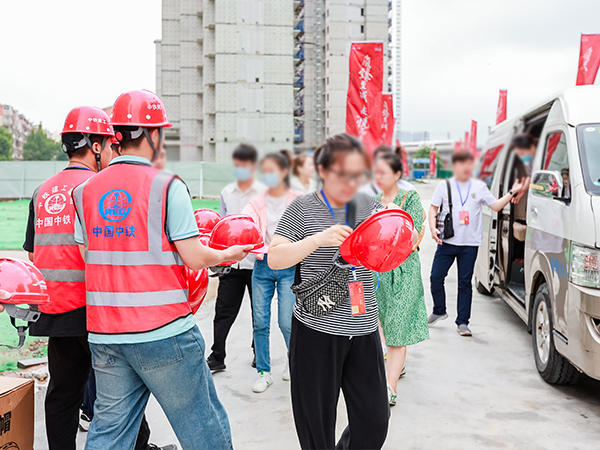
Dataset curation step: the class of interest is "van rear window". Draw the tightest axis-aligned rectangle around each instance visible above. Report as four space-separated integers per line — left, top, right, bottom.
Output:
577 125 600 195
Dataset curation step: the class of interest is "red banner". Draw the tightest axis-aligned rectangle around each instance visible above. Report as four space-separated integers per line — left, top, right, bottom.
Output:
576 34 600 86
496 90 507 124
469 120 478 155
479 144 503 181
464 132 469 151
429 151 436 177
345 42 384 154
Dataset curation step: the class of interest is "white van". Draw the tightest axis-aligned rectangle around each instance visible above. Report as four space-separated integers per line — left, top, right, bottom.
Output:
475 85 600 385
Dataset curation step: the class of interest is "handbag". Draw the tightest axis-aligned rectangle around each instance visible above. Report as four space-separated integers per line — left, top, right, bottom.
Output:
291 199 357 317
442 179 455 240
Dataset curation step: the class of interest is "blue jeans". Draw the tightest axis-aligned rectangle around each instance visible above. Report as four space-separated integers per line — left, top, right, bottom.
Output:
85 326 232 450
430 243 479 326
251 256 296 373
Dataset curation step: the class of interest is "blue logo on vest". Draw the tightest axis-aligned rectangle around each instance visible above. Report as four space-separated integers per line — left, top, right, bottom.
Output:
98 189 132 222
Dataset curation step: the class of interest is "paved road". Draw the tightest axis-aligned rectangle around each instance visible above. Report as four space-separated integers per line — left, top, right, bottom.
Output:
5 182 600 449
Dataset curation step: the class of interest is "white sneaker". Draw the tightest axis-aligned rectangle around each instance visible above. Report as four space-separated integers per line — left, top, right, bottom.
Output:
252 371 273 393
282 361 291 381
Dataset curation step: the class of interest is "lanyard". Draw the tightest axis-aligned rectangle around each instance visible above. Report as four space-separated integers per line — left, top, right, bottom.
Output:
456 180 471 208
320 190 349 226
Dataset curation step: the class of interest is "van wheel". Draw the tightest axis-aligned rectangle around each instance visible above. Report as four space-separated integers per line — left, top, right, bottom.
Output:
532 283 579 385
476 278 494 296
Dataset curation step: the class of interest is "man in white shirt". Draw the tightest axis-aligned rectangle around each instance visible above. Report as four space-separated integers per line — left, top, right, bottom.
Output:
427 151 523 336
208 144 266 371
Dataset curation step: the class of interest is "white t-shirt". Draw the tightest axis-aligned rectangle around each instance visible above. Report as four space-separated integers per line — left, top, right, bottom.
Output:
431 177 497 247
265 194 288 244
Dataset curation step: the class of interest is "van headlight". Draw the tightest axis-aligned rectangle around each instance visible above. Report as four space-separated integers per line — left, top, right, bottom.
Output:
571 243 600 288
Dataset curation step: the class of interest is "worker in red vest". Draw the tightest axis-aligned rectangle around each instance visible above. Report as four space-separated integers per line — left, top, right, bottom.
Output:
72 90 250 450
22 106 114 450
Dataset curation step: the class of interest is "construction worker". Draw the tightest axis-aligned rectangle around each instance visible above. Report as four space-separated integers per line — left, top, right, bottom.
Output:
22 106 113 450
72 90 250 450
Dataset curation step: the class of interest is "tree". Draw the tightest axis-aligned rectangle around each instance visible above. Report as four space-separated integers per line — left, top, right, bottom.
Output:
23 124 62 161
413 145 444 170
0 127 13 161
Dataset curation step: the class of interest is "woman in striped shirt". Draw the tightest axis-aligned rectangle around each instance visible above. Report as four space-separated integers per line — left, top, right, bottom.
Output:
268 134 389 450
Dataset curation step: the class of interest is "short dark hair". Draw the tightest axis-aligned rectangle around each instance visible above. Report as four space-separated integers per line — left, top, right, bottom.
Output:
113 126 159 151
262 150 292 187
314 133 369 171
233 143 258 163
377 152 403 175
452 151 474 164
61 133 105 159
510 133 534 151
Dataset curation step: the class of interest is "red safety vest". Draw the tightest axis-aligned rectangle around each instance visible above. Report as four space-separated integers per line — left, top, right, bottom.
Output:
34 168 94 314
72 161 191 334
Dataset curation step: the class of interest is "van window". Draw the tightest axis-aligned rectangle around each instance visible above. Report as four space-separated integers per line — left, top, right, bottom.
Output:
478 144 503 188
542 131 570 197
577 124 600 196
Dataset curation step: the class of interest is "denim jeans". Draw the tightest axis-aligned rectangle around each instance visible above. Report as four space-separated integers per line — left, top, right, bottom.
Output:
251 256 296 373
85 326 232 450
430 243 479 326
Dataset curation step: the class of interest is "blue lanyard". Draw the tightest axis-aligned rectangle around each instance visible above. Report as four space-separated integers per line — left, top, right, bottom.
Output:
456 180 471 208
320 190 349 226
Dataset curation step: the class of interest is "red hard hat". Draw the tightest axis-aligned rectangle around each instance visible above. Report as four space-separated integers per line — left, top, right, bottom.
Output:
110 90 172 128
340 210 414 272
209 215 269 255
0 258 51 305
61 106 114 136
194 209 222 235
186 267 209 314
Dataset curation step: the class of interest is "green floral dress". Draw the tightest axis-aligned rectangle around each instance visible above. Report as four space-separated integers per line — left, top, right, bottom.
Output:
374 189 429 347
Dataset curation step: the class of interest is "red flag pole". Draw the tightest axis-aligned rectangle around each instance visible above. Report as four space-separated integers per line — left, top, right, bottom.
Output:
576 34 600 86
496 90 507 124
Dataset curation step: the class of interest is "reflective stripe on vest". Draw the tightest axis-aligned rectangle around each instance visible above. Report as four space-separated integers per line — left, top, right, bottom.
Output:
34 168 94 314
73 163 191 334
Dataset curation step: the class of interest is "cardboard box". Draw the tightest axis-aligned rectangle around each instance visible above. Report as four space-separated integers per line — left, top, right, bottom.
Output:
0 377 34 450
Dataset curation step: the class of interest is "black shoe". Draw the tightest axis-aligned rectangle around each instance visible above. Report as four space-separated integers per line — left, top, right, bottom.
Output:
251 353 256 369
207 354 226 372
147 444 178 450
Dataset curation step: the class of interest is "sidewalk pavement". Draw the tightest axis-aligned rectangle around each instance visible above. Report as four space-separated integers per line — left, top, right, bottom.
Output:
4 181 598 449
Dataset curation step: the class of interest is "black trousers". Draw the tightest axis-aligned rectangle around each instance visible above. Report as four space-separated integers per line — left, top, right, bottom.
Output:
289 318 389 450
210 268 254 362
46 336 151 450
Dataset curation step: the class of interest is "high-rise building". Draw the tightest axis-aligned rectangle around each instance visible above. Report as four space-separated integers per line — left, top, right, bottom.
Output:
294 0 389 151
0 103 34 160
155 0 295 163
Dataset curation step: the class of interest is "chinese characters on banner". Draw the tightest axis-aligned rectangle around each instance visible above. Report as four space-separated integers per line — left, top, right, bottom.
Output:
469 120 478 155
576 34 600 85
496 90 507 124
378 93 395 147
345 42 384 155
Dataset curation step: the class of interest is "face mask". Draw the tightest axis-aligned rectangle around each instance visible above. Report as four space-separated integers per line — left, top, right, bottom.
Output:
261 172 281 188
519 154 533 164
233 167 252 181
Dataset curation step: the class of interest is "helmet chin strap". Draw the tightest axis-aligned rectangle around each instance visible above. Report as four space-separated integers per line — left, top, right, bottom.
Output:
143 127 163 162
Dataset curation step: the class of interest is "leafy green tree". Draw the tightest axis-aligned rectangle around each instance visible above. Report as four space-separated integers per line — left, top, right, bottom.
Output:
23 124 62 161
413 145 444 170
0 127 13 161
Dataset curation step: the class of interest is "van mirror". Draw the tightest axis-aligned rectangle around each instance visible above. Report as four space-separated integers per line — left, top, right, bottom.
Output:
530 170 570 204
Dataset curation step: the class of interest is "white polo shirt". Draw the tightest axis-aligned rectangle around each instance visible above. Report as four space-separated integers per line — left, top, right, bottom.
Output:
431 177 497 247
220 180 266 270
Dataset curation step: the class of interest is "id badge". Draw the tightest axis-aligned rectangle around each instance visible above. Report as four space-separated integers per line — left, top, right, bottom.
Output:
349 280 366 316
459 211 470 225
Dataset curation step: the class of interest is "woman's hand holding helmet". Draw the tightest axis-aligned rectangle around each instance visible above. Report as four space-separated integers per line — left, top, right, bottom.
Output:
314 225 352 247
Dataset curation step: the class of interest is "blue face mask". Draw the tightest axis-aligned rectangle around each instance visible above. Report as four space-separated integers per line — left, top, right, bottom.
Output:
233 167 252 181
519 154 533 164
261 172 281 189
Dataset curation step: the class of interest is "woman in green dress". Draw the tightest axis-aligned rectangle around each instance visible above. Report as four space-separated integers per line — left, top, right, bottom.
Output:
373 152 429 406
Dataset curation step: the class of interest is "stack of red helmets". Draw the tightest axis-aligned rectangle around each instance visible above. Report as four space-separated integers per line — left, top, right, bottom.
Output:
339 210 415 272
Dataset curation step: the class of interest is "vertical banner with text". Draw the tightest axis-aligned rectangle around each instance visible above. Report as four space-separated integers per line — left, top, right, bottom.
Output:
496 90 507 124
429 151 437 177
576 34 600 86
469 120 478 155
378 93 395 147
346 42 384 155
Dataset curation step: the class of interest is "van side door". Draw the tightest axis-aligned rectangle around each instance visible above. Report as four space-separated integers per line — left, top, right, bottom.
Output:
527 128 572 336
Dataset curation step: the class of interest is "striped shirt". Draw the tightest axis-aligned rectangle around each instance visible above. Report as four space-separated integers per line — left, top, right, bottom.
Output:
274 192 381 336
